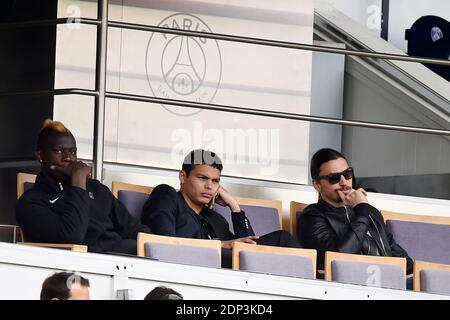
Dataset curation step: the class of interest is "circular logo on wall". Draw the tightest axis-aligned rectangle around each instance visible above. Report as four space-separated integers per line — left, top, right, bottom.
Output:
430 26 444 43
146 13 222 116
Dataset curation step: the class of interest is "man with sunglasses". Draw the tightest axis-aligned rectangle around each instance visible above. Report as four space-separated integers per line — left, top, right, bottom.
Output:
297 148 412 275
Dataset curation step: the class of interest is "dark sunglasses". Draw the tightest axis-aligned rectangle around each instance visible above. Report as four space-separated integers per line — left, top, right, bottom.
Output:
316 167 354 184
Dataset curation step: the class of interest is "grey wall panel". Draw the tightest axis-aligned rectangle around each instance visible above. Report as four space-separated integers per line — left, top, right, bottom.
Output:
358 173 450 200
308 41 345 183
342 57 450 179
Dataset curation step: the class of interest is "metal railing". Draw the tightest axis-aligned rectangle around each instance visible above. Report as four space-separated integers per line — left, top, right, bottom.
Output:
1 0 450 180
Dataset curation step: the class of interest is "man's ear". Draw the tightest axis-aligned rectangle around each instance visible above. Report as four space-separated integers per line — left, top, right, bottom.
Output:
312 179 321 193
179 170 186 184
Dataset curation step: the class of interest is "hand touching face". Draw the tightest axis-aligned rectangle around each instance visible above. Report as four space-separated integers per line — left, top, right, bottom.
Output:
212 186 240 212
337 188 368 208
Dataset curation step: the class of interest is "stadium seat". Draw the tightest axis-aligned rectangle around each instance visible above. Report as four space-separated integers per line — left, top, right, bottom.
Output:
137 232 221 268
112 181 154 219
0 224 24 243
289 201 308 241
325 251 407 290
382 210 450 264
17 172 36 199
213 197 282 236
17 242 88 252
232 241 316 279
414 260 450 296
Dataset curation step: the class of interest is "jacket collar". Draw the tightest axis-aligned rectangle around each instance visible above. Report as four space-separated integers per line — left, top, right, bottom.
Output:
176 190 204 216
176 190 215 218
318 197 345 212
35 172 71 193
317 198 356 221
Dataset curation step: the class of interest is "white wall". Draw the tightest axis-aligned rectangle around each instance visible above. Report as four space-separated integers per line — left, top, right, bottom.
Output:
309 41 345 184
315 0 382 35
54 0 314 184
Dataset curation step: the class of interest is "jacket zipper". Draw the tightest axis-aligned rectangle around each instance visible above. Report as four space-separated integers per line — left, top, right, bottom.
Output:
344 206 350 223
369 215 388 256
348 206 384 256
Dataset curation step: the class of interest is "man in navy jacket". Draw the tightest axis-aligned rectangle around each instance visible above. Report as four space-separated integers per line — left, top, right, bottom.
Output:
16 119 149 255
141 149 300 267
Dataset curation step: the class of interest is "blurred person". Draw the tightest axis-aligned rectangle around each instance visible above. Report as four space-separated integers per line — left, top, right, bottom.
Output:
144 286 183 300
40 271 90 300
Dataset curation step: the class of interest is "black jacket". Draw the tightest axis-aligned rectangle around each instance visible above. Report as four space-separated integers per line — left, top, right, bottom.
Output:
141 184 254 240
16 173 149 253
297 198 413 274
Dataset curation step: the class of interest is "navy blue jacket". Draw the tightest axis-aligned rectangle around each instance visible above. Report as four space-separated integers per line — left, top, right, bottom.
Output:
16 173 149 253
141 184 254 240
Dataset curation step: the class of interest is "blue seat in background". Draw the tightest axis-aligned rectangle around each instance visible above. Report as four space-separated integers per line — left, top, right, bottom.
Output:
213 197 282 236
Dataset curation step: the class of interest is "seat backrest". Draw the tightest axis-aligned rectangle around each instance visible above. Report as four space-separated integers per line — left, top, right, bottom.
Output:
117 191 150 220
325 251 407 290
17 242 88 252
112 181 153 198
232 242 316 279
381 210 450 264
0 224 24 243
112 181 154 219
17 172 37 198
213 196 282 236
289 201 308 241
414 260 450 296
137 232 221 268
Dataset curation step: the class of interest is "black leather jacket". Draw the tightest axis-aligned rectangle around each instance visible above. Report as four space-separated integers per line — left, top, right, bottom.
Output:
297 198 413 274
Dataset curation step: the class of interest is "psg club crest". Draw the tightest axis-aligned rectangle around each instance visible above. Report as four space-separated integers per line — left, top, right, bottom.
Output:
146 13 222 116
430 26 443 42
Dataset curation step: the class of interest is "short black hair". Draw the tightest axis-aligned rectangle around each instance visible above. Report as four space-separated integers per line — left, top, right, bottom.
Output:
37 119 74 150
40 272 90 300
144 286 183 300
182 149 223 176
310 148 347 179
